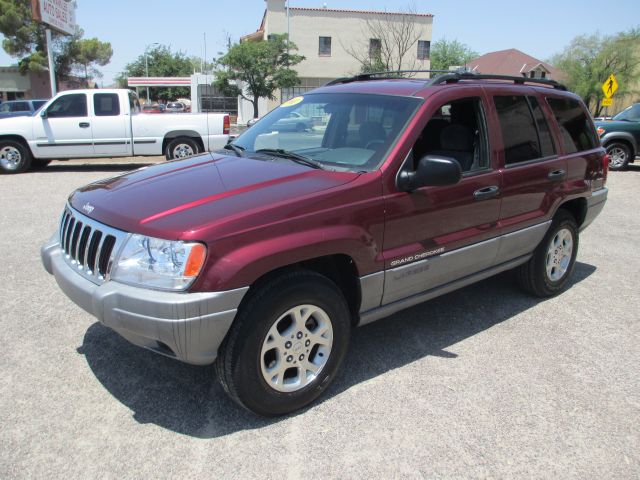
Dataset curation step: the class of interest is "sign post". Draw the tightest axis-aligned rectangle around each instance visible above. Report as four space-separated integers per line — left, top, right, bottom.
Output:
31 0 77 96
45 28 57 96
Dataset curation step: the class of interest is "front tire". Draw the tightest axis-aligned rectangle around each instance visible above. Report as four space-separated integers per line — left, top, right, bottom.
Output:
606 142 631 171
0 140 32 174
216 270 351 416
516 210 579 297
165 137 200 160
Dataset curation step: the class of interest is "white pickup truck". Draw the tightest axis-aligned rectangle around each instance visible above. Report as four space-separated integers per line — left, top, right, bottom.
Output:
0 89 230 173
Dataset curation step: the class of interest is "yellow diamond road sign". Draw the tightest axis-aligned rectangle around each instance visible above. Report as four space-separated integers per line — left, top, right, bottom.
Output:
602 74 618 99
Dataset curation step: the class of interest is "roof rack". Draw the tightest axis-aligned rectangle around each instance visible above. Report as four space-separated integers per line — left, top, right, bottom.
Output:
324 70 567 90
324 70 452 86
428 72 567 90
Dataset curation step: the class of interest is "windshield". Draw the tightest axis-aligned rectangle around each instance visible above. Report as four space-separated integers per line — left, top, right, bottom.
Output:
233 93 422 172
613 104 640 121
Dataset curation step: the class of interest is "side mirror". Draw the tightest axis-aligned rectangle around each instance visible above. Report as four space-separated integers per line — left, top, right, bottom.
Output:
397 155 462 191
40 109 48 118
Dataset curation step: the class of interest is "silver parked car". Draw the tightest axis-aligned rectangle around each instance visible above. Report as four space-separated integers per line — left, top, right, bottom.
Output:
165 102 186 113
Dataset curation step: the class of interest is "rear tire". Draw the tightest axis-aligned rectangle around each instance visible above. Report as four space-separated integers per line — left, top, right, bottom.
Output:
606 142 631 171
216 270 351 416
165 137 200 160
516 210 579 297
0 140 32 174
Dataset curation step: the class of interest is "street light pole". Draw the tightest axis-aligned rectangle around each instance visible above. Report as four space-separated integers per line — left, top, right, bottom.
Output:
145 53 149 103
144 43 159 103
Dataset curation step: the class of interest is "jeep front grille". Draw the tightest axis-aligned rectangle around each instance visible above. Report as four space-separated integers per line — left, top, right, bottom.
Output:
58 205 128 284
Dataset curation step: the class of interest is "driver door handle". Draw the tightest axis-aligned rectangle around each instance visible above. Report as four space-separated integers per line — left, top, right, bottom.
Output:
473 185 500 201
79 122 90 128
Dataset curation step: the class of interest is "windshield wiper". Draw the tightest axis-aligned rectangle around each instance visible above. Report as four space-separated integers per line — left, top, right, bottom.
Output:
223 143 246 157
254 148 324 170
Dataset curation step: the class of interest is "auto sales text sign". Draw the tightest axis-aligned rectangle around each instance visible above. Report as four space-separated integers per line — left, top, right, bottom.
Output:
31 0 77 36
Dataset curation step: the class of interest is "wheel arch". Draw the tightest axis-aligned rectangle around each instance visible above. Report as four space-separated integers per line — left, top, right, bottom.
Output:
239 254 362 326
0 134 34 155
557 197 588 228
162 131 205 154
602 132 637 160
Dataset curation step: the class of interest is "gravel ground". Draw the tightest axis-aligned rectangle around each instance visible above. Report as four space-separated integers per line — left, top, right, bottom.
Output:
0 159 638 479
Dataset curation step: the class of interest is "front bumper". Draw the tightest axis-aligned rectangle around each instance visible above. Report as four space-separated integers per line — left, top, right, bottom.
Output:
41 237 248 365
580 187 608 232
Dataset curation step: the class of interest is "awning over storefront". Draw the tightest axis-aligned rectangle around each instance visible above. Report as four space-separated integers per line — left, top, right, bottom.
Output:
127 77 191 87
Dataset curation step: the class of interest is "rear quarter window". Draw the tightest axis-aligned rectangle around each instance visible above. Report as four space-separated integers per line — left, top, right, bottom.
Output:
546 97 599 153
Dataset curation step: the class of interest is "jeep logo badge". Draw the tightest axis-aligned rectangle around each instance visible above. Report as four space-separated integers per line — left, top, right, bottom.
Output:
82 202 95 214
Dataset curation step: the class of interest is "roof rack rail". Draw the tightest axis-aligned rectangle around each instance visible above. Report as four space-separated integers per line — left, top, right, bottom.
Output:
323 70 567 91
427 72 567 90
324 70 452 86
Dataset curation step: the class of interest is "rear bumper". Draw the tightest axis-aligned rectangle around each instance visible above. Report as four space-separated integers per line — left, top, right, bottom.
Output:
41 237 247 365
580 187 608 232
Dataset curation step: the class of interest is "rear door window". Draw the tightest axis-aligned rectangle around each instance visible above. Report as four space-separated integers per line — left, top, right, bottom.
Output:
94 93 120 116
494 95 543 165
12 101 30 112
546 97 599 153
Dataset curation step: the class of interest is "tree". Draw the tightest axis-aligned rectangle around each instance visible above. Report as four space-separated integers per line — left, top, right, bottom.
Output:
53 31 112 85
550 29 640 116
429 39 478 71
74 38 113 81
0 0 112 87
0 0 49 73
214 34 304 119
116 45 194 101
343 6 427 74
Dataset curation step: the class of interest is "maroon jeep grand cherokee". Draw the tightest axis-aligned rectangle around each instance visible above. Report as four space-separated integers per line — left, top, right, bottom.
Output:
42 72 608 416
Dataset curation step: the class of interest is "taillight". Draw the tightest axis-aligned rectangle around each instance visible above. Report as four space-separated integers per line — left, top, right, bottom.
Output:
602 153 609 183
223 115 230 135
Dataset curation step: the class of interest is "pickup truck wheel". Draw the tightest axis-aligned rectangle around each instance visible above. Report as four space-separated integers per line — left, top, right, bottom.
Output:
606 142 630 170
0 141 32 174
516 210 578 297
165 137 200 160
216 270 351 416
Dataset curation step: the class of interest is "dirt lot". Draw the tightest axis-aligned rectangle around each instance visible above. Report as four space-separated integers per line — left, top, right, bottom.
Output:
0 159 638 479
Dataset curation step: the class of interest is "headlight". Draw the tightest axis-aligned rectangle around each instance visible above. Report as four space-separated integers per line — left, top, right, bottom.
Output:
596 127 606 136
111 234 207 291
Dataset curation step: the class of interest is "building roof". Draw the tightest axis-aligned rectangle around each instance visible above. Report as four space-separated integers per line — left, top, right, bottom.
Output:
467 49 558 77
241 6 433 42
289 7 433 17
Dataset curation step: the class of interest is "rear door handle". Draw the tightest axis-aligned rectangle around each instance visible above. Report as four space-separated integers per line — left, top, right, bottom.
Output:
79 122 90 128
547 169 566 181
473 185 500 200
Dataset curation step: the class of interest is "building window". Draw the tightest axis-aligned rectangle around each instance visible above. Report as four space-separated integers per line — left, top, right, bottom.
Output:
319 36 331 56
369 39 381 59
541 71 546 79
417 40 430 60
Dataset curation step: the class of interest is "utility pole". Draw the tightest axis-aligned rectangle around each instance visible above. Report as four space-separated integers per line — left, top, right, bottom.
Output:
145 53 150 103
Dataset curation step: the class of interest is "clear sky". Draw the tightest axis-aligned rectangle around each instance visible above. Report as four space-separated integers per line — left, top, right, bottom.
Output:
1 0 639 86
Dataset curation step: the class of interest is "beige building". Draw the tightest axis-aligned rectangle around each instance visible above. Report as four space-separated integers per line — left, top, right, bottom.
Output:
0 66 51 102
239 0 433 121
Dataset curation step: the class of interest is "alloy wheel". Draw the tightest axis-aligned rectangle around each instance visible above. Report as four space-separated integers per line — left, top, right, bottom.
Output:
260 304 333 393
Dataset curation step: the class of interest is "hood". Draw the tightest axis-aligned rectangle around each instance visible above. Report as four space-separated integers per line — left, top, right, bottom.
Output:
0 112 33 120
0 114 34 129
594 119 632 128
69 153 359 239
